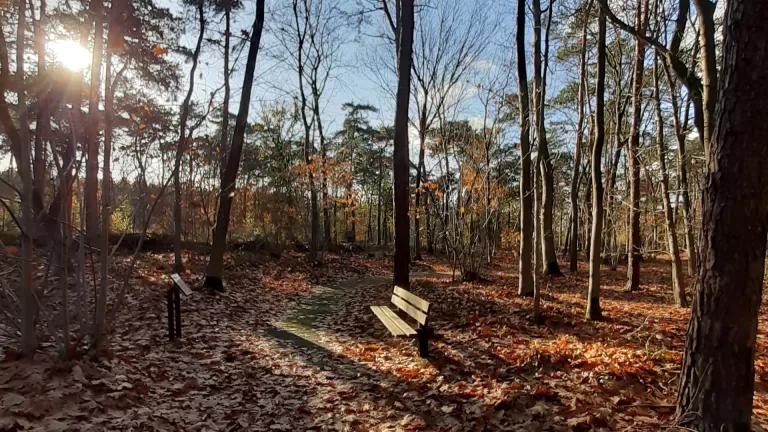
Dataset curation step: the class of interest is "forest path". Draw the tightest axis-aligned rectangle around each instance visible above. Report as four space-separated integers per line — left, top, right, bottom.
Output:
264 271 449 368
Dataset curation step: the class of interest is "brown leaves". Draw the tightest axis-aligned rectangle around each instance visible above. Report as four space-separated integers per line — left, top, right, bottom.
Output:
151 46 168 56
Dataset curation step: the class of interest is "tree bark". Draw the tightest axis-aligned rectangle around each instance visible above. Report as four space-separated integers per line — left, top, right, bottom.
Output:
676 0 768 428
516 0 534 296
586 9 606 322
393 0 415 288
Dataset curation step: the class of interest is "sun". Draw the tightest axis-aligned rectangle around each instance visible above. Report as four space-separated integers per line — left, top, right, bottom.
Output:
49 39 92 71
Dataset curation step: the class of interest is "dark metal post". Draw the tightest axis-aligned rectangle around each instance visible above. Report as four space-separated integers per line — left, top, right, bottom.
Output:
167 287 175 341
174 287 182 338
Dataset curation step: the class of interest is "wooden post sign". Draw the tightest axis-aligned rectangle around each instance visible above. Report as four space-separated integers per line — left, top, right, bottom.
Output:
167 273 192 341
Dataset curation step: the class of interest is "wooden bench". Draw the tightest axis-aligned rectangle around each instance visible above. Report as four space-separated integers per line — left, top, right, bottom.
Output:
371 286 433 358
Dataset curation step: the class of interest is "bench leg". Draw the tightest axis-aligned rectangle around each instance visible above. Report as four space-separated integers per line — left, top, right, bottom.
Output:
417 327 432 358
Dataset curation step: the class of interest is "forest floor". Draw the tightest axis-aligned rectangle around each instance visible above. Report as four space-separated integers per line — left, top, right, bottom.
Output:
2 249 768 431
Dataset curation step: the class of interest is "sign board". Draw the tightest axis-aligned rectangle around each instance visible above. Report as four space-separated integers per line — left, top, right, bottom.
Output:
171 273 192 296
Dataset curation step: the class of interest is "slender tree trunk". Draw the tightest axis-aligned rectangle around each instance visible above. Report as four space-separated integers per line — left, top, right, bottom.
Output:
413 126 426 260
313 95 331 249
532 0 560 276
33 0 47 212
533 159 542 322
625 0 648 292
426 192 434 253
173 0 205 272
293 0 319 262
652 57 686 308
691 0 717 161
661 62 697 277
392 0 415 288
17 0 38 357
586 9 606 322
568 0 591 273
93 48 115 350
85 0 103 241
516 0 534 296
676 1 768 427
204 0 265 290
219 5 231 179
377 150 383 246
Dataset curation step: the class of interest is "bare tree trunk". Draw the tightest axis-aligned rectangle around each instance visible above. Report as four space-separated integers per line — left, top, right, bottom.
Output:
568 0 591 273
625 0 648 293
676 1 768 427
93 48 115 351
516 0 534 296
393 0 414 288
533 159 542 322
85 0 103 241
413 127 426 260
652 56 686 308
204 0 266 291
173 0 205 272
691 0 717 161
33 0 48 212
532 0 560 276
292 0 319 262
660 62 697 277
219 5 232 179
586 9 606 322
16 0 38 357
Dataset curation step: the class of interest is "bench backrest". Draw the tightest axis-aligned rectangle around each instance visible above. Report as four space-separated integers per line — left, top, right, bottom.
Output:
391 286 430 326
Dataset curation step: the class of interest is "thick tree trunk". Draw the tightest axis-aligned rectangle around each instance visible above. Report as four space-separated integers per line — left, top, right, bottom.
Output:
676 1 768 428
173 0 205 272
204 0 265 291
85 1 103 241
586 10 606 322
652 58 686 308
393 0 414 288
568 0 591 273
625 0 648 293
516 0 534 296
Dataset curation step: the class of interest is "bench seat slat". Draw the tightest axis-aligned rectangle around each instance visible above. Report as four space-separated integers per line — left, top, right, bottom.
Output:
394 286 430 312
390 295 429 326
370 306 417 337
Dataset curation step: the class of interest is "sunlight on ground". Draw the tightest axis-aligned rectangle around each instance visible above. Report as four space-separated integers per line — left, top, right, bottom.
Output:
48 39 91 71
